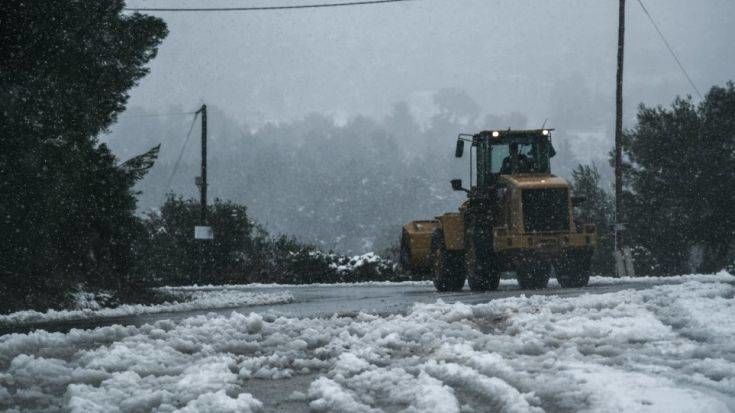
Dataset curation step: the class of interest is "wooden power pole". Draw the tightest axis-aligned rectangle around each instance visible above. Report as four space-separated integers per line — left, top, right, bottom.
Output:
198 104 207 224
614 0 624 252
614 0 634 276
193 104 213 241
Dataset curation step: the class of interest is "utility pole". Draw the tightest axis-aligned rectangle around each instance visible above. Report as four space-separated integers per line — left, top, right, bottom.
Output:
198 104 208 224
614 0 625 253
193 104 210 282
614 0 634 277
193 104 213 242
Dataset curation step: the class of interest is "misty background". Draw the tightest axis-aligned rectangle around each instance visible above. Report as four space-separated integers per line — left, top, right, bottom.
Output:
105 0 735 254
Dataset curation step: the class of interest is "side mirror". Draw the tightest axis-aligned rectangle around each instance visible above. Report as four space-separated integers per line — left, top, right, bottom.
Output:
451 179 467 192
454 140 464 158
571 195 586 207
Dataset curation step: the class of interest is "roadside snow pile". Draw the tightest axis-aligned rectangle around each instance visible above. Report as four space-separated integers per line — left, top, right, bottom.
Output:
161 269 735 293
164 279 433 291
2 273 735 412
0 290 293 326
588 271 735 286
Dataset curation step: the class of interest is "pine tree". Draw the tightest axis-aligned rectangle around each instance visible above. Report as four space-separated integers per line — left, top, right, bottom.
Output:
696 83 735 272
0 1 167 311
621 82 735 274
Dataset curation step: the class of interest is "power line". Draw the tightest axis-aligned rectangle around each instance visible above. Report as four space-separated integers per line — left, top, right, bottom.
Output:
124 0 416 12
635 0 703 99
118 111 196 119
164 112 200 200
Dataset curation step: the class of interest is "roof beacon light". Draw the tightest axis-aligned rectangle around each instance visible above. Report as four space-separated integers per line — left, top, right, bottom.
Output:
542 129 549 136
491 131 500 138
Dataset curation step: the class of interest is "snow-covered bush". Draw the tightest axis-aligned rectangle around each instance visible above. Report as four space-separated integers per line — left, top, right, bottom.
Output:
279 250 397 284
135 198 398 286
331 253 397 281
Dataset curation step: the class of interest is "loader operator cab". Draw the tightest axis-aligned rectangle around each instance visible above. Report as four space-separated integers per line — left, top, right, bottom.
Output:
452 129 556 191
453 129 556 191
494 137 553 175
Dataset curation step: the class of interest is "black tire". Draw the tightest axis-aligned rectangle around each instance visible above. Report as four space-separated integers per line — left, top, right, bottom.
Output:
431 229 465 292
516 262 550 290
555 250 592 288
466 231 500 291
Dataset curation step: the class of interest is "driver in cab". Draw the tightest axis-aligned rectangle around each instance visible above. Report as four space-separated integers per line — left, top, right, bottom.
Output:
500 142 532 174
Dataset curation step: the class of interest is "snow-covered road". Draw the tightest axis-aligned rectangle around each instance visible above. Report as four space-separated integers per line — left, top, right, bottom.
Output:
3 274 728 335
1 273 734 412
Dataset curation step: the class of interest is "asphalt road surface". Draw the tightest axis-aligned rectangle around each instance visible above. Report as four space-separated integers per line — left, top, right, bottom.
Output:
3 277 694 335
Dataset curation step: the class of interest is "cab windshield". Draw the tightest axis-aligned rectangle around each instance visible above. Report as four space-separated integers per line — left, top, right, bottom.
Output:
490 139 553 174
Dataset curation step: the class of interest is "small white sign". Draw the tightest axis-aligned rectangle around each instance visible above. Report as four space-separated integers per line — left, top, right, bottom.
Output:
194 226 214 240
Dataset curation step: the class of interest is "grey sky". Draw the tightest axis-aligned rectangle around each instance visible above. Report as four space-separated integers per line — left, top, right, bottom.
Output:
108 0 734 251
122 0 734 142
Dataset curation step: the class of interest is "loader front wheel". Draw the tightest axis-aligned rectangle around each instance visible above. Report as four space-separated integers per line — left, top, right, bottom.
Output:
516 262 550 290
466 233 500 291
431 229 465 292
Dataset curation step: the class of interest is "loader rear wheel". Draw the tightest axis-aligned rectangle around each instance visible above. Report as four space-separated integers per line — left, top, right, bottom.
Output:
516 262 550 290
555 250 592 288
466 232 500 291
431 229 465 292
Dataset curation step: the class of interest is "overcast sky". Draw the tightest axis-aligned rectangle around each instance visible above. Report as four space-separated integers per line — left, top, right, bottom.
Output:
122 0 734 140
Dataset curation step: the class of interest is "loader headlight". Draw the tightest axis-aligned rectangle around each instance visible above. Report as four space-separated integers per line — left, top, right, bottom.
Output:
492 131 500 138
542 129 549 136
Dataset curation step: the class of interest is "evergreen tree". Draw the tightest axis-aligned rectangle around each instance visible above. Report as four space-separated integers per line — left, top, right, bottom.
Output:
622 82 735 274
696 83 735 272
0 1 167 311
571 164 614 275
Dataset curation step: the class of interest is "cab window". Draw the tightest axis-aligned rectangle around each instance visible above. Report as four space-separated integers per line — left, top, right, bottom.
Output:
490 144 509 174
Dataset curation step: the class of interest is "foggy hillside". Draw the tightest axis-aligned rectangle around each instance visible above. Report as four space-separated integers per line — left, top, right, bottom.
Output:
101 0 735 254
105 88 601 254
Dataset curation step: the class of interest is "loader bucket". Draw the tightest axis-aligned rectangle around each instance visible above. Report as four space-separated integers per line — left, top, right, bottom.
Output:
400 220 440 274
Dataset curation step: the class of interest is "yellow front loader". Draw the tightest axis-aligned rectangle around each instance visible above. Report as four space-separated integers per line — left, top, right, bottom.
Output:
400 129 597 292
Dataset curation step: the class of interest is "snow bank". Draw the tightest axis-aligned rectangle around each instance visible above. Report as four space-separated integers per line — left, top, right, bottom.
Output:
588 270 735 286
163 270 735 291
0 290 293 326
2 273 734 412
161 279 433 291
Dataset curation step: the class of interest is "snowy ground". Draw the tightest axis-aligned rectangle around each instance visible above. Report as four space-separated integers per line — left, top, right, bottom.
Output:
159 272 735 291
1 272 734 412
0 290 293 326
3 273 728 328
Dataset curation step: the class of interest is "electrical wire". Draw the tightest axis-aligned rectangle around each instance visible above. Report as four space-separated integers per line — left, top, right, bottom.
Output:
635 0 703 99
163 112 200 201
124 0 416 12
118 111 197 119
